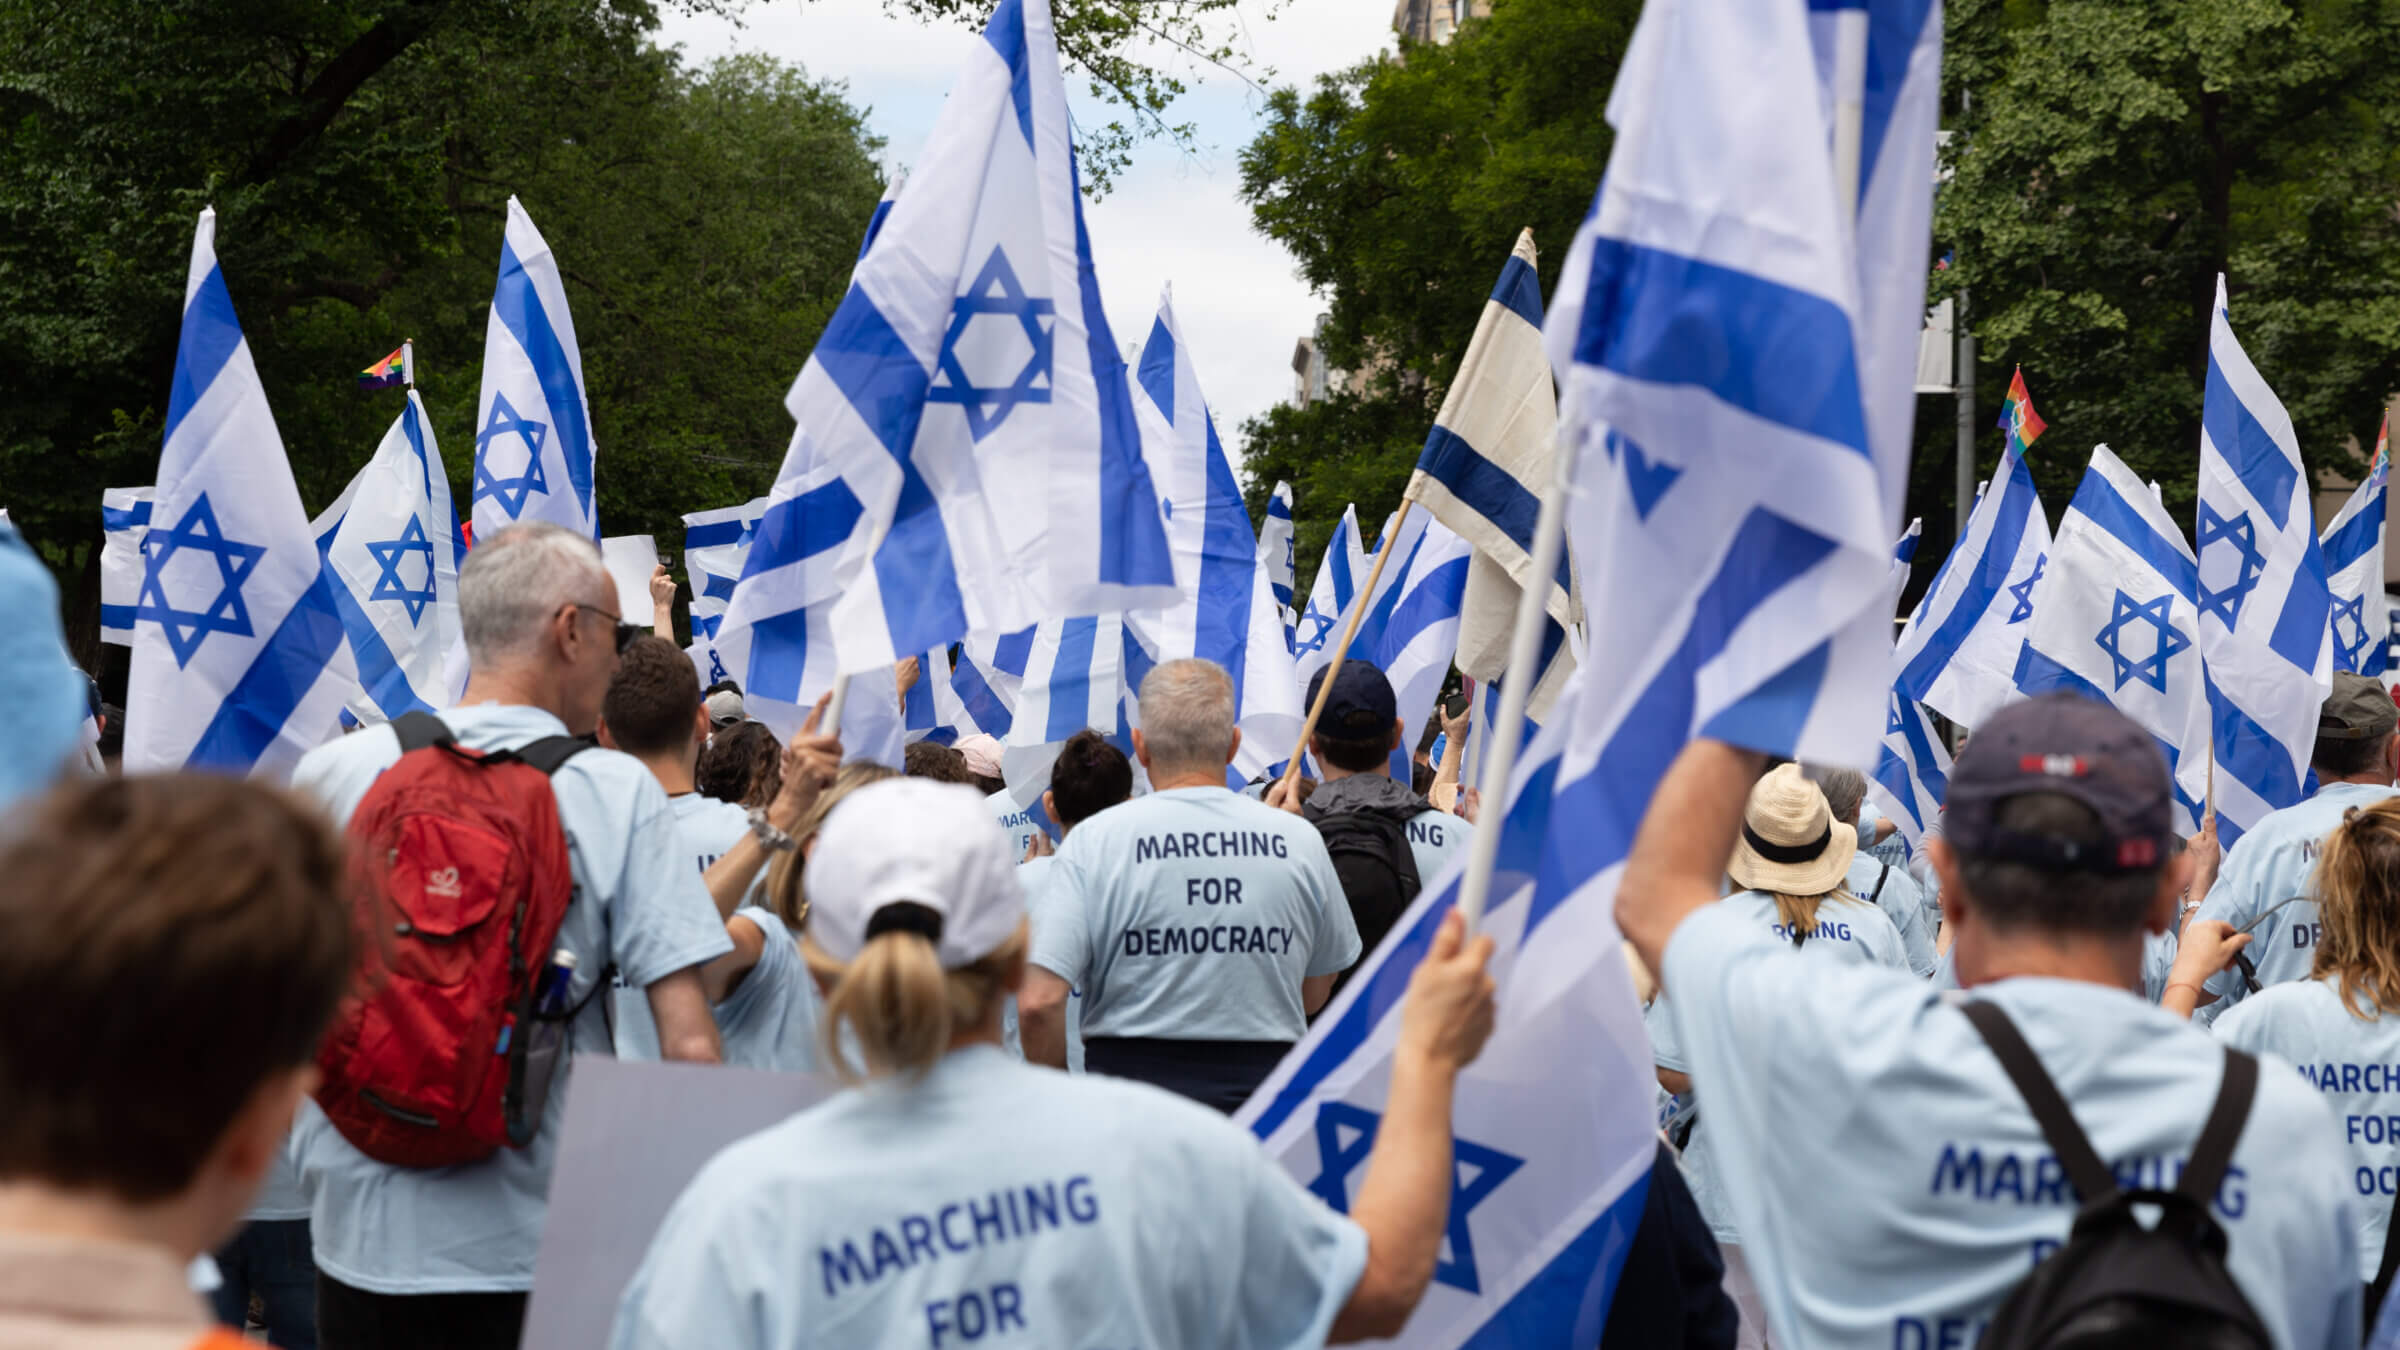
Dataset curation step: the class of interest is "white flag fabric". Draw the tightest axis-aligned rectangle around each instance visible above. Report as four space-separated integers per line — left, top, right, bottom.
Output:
1892 438 2050 727
2322 444 2389 678
98 486 155 645
1000 614 1128 807
1868 689 1949 858
1348 509 1472 777
772 0 1176 677
472 197 599 543
125 209 356 782
1123 292 1303 780
2195 274 2332 845
1403 228 1579 721
316 390 466 718
681 497 768 688
2012 444 2209 832
1259 480 1298 644
1293 504 1370 704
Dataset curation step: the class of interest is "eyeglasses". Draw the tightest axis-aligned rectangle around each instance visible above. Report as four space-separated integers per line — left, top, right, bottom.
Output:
561 602 644 654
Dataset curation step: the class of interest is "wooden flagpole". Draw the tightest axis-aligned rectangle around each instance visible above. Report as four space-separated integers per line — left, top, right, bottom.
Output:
1276 499 1416 795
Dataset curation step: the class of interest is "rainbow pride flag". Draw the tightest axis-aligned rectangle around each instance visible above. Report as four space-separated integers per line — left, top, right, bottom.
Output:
1995 365 2045 454
358 346 406 390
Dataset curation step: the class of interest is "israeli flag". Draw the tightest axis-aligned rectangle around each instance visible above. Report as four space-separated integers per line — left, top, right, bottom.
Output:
98 486 155 645
949 626 1036 740
1892 439 2050 727
1000 614 1128 804
681 497 768 687
1350 509 1472 776
1868 690 1949 858
2012 444 2209 832
1404 228 1579 722
2322 443 2388 677
314 390 466 718
1123 291 1303 780
903 646 968 745
1293 503 1369 700
472 197 599 544
1259 480 1298 644
125 209 356 781
1894 516 1922 565
776 0 1175 677
2195 275 2332 843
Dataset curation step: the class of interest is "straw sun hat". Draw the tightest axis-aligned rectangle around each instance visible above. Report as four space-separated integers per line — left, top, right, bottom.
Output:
1727 763 1857 897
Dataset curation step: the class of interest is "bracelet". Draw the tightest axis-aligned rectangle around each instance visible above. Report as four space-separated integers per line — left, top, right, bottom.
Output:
2164 980 2204 1003
746 807 798 853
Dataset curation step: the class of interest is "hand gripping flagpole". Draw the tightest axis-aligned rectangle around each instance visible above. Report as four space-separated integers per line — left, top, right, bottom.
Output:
1276 499 1418 794
1454 437 1577 930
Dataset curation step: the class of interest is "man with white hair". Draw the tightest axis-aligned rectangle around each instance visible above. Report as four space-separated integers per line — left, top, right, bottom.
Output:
288 522 733 1349
1020 658 1360 1112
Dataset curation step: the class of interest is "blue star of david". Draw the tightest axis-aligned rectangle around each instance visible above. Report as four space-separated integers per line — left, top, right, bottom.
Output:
472 392 551 519
2005 552 2047 624
706 645 728 685
1294 606 1338 658
1886 697 1908 737
2333 594 2373 673
2195 502 2266 627
365 516 438 626
1309 1101 1523 1295
132 493 266 669
927 247 1056 441
1601 428 1681 521
2095 589 2192 693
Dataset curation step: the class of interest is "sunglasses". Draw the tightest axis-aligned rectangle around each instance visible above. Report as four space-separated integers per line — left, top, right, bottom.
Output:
563 602 646 654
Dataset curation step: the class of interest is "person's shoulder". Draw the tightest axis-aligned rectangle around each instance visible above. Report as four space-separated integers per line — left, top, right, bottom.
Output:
2236 1043 2353 1195
295 720 402 780
734 904 792 944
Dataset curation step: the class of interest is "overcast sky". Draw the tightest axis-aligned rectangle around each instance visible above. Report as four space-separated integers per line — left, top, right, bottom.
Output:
652 0 1397 457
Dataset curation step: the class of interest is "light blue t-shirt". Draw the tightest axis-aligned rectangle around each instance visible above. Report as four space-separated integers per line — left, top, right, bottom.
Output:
288 704 734 1294
609 1045 1367 1350
2216 976 2400 1282
1845 851 1935 976
1030 787 1360 1042
1403 807 1472 884
1662 901 2360 1349
1646 889 1908 1245
1002 855 1084 1073
989 789 1042 863
615 791 759 1059
2196 781 2400 1022
714 906 824 1074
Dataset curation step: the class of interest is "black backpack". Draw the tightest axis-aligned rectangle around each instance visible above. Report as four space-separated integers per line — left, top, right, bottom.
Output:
1961 1001 2271 1350
1313 806 1422 994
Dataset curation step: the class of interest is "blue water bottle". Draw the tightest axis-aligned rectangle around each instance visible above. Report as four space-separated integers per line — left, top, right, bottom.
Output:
534 949 579 1017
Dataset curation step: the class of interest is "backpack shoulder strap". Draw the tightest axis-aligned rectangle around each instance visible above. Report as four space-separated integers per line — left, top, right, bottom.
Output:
390 710 454 754
1867 860 1891 907
2374 1164 2400 1315
2176 1046 2257 1208
515 733 596 778
1961 1000 2119 1205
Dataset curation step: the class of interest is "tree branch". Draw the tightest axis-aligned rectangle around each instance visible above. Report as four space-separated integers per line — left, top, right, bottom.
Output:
244 0 451 184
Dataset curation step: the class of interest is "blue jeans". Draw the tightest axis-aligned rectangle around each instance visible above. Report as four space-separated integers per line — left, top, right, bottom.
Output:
210 1218 318 1349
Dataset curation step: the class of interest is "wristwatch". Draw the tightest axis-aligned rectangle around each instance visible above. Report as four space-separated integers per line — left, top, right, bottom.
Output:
746 807 798 853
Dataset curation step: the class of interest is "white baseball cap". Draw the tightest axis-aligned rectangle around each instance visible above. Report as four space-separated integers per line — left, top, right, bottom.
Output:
803 778 1025 968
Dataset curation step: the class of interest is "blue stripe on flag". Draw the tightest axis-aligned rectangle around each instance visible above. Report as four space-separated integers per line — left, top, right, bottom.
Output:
2011 639 2111 704
1121 625 1157 712
1570 238 1869 457
1417 425 1540 552
745 605 813 703
2267 549 2333 673
1137 316 1175 422
949 652 1014 738
2325 501 2387 573
2202 355 2297 531
1199 418 1256 698
1071 180 1178 593
811 285 971 652
700 572 737 603
163 268 244 448
904 652 937 729
2205 668 2307 814
2073 476 2198 602
102 501 153 532
1702 640 1831 752
992 625 1037 677
1894 700 1949 802
1858 0 1939 207
1044 617 1100 742
1896 451 2035 698
1370 556 1472 669
1871 745 1925 830
323 563 433 722
1488 254 1545 330
685 518 746 549
981 0 1036 149
184 573 349 771
746 479 865 576
99 604 137 630
493 239 598 522
1457 1168 1652 1349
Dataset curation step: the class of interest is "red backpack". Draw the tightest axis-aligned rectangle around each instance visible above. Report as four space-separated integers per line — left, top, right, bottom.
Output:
315 711 593 1168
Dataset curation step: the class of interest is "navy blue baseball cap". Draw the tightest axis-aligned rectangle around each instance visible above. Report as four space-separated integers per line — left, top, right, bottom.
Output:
1945 694 2175 873
1307 661 1398 740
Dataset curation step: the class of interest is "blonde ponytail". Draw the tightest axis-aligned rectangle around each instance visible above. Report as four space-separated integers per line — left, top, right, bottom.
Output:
803 922 1027 1083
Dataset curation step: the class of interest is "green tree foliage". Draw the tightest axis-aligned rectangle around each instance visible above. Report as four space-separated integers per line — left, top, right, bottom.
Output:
1938 0 2400 520
0 0 885 664
1234 0 1638 566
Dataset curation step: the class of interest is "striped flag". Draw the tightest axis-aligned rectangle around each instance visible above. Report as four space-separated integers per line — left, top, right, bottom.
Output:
681 497 768 688
1000 615 1129 803
1891 424 2051 727
1348 509 1472 778
126 209 357 781
1292 504 1369 703
2195 274 2333 845
1868 690 1950 858
472 198 599 543
313 390 466 719
1259 480 1297 646
98 486 154 646
2322 413 2389 679
1402 228 1580 722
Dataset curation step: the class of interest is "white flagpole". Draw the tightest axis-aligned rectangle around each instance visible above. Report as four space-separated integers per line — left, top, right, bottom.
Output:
822 672 852 742
1454 438 1577 930
1829 6 1868 233
401 338 415 389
